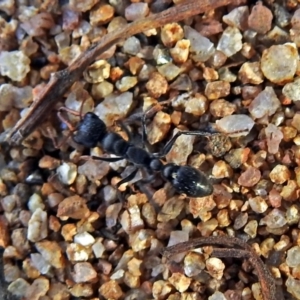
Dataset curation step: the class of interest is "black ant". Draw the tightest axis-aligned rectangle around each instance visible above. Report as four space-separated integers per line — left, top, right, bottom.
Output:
54 103 221 198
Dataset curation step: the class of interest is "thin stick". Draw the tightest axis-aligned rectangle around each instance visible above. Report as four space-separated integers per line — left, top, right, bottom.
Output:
7 0 236 145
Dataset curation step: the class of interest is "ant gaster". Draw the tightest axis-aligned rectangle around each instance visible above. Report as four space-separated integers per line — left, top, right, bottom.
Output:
57 106 218 198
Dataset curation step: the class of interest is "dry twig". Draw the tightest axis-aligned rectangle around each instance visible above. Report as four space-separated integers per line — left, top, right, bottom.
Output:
7 0 237 145
163 236 277 300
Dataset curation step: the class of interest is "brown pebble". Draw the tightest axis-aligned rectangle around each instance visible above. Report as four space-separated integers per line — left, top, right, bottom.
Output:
238 167 261 187
248 2 273 34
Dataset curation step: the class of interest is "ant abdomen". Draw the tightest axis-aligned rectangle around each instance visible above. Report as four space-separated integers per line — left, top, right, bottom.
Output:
162 164 213 197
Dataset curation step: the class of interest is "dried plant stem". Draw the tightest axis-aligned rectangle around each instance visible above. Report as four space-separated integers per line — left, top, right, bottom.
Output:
163 236 277 300
7 0 236 145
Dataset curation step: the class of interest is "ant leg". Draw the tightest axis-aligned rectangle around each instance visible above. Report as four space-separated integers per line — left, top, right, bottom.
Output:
155 130 221 158
80 155 124 162
116 167 138 188
116 120 133 142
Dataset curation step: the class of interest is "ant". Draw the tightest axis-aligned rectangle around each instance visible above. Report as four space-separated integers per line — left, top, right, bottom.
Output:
54 103 221 198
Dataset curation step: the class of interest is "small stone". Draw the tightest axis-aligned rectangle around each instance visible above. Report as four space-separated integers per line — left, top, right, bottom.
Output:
57 162 77 185
248 2 273 34
238 167 261 187
125 3 149 21
206 257 225 280
217 26 243 57
205 81 230 100
90 4 115 26
170 39 190 64
212 161 233 178
286 277 300 299
99 280 123 299
27 208 47 242
66 243 91 261
123 36 141 55
233 213 248 230
157 62 181 81
248 87 281 119
94 92 133 126
92 239 105 258
146 72 168 98
184 252 206 277
74 231 95 247
286 246 300 268
25 277 50 300
35 240 64 268
73 262 97 283
216 114 254 136
249 196 268 213
69 0 98 12
265 124 283 154
283 77 300 102
0 50 30 81
147 111 171 145
91 81 114 100
209 291 227 300
39 155 60 170
260 209 287 229
7 278 30 297
168 272 191 292
210 99 236 117
116 76 137 92
269 164 291 184
83 59 111 84
161 23 184 47
223 6 249 31
70 283 93 297
157 197 185 223
57 195 90 219
152 280 173 299
184 25 215 62
261 43 298 85
238 62 264 84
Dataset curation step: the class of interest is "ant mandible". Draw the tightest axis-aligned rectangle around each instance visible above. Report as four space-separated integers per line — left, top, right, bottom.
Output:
55 103 219 198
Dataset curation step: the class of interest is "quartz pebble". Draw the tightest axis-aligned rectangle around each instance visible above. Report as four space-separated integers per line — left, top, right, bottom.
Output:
216 114 254 136
249 87 281 119
73 262 97 283
125 3 149 21
249 196 268 213
25 277 50 300
7 278 30 297
205 81 230 100
184 25 215 62
260 209 287 229
35 240 64 268
238 167 261 187
223 6 249 31
283 77 300 102
57 195 90 219
94 92 133 126
286 246 300 268
0 50 30 81
57 162 77 185
265 124 283 154
123 36 141 55
248 2 273 34
217 26 243 57
269 164 291 184
261 44 298 84
206 257 225 280
27 208 47 242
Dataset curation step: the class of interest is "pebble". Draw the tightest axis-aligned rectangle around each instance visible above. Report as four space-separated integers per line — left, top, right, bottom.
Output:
83 59 111 83
125 3 149 21
223 6 249 31
161 23 183 47
78 159 110 181
249 196 268 213
70 283 93 297
238 62 264 84
147 111 171 145
184 93 208 116
7 278 30 297
57 195 90 219
286 277 300 299
90 4 115 26
94 91 133 126
0 50 30 81
92 80 114 100
269 164 291 184
169 272 191 292
234 212 248 230
217 26 243 57
73 262 97 283
216 114 254 136
184 25 215 62
35 240 64 268
66 243 91 261
57 162 77 185
205 81 230 100
209 291 227 300
238 167 261 187
116 76 137 92
260 209 287 229
74 231 95 247
157 197 185 223
99 280 123 299
146 72 168 98
248 2 273 34
283 77 300 102
69 0 98 12
157 62 181 81
31 253 51 274
212 161 233 178
170 39 190 64
210 99 236 117
248 86 281 119
25 277 49 300
27 208 48 242
261 43 298 84
286 246 300 268
206 257 225 280
123 36 141 55
265 124 283 154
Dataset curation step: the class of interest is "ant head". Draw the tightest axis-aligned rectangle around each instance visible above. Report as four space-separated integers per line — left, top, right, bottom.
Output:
73 112 107 148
